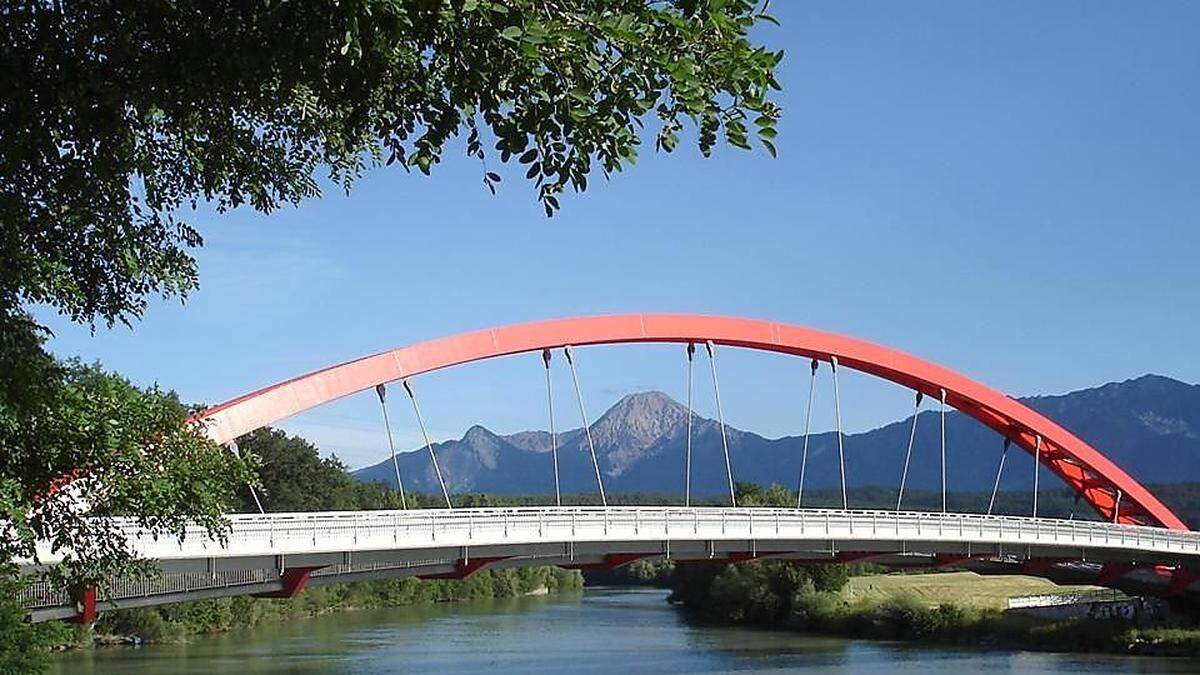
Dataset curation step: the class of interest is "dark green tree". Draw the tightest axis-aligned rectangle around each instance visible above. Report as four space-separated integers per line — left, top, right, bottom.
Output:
235 427 407 512
1 0 782 329
0 357 256 584
735 481 793 507
0 566 51 673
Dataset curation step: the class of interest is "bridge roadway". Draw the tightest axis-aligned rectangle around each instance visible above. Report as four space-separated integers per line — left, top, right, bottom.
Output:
23 507 1200 622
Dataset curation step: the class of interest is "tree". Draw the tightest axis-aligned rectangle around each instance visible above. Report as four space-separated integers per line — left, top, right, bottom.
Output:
735 481 793 507
0 356 256 586
0 343 256 671
0 566 50 673
235 427 402 512
1 0 782 328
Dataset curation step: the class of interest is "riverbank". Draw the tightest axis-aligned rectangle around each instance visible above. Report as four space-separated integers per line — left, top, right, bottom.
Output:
668 561 1200 658
40 566 582 650
51 587 1200 674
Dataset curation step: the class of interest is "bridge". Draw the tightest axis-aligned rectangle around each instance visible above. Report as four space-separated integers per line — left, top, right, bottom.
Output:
20 314 1200 623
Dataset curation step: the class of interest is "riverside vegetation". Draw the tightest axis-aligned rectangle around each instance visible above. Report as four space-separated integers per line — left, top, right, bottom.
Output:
47 567 583 649
27 428 585 651
656 484 1200 658
668 559 1200 657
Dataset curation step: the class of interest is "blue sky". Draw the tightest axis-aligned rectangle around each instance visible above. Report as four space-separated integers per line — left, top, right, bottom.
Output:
38 2 1200 469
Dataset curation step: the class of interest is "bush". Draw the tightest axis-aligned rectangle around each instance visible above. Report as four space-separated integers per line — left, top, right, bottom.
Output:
96 607 182 643
0 573 51 673
789 582 849 628
89 566 583 645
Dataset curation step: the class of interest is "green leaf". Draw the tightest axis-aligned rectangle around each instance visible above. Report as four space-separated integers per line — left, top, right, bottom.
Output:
0 0 784 337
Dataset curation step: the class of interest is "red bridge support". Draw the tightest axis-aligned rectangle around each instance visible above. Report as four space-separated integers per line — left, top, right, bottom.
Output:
254 566 324 599
679 551 789 566
69 586 97 625
563 553 658 571
419 557 510 580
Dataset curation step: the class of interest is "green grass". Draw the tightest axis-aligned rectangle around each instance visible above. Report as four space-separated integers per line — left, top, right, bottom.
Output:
845 571 1103 610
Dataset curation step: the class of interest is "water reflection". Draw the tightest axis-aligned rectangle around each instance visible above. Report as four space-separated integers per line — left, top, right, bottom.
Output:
53 588 1195 674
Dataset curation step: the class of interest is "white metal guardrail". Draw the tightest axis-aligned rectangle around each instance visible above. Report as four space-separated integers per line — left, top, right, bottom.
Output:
17 569 273 610
20 560 458 611
29 508 1200 566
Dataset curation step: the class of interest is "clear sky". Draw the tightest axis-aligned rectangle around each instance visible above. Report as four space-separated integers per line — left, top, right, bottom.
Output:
37 2 1200 469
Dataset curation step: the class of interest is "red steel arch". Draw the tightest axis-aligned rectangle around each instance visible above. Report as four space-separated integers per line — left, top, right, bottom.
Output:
197 314 1187 530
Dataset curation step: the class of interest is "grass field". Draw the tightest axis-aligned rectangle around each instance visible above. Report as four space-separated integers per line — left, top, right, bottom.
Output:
844 571 1104 610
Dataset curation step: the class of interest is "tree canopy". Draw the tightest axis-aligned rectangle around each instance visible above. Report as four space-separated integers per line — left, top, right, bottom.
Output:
0 351 256 586
2 0 782 329
234 427 397 512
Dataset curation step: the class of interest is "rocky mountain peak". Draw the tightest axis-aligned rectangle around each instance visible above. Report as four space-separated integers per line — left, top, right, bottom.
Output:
587 391 692 475
460 424 503 468
462 424 497 443
591 391 688 448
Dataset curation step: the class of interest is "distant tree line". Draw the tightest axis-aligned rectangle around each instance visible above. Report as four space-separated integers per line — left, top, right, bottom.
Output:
243 427 1200 530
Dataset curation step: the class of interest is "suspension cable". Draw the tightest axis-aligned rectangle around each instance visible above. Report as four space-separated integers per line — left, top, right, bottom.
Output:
830 356 848 509
796 358 819 509
1068 491 1081 520
684 343 696 507
403 379 452 509
895 390 923 512
987 438 1010 515
705 341 736 507
1032 434 1042 518
940 388 948 514
248 484 266 514
542 349 561 507
374 384 408 509
228 441 266 514
564 345 607 506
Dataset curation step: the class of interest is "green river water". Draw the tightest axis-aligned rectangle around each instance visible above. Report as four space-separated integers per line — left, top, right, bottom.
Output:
51 588 1197 673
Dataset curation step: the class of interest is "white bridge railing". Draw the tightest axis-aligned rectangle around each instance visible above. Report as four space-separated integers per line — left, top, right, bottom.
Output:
33 507 1200 565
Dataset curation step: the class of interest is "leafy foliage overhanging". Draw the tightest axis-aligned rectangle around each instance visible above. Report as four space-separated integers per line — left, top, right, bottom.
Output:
1 0 782 327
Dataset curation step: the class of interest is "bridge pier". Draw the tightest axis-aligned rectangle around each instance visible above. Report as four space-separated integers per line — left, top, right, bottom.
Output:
68 586 96 625
418 557 510 580
253 566 325 599
562 552 662 571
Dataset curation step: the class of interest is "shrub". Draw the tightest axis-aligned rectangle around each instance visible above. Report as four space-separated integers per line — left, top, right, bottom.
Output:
96 607 182 643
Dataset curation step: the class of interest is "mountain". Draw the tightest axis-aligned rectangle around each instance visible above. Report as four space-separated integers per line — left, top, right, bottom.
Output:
351 375 1200 497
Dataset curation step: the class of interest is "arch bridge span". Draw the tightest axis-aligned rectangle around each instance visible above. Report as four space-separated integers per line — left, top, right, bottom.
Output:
197 314 1186 530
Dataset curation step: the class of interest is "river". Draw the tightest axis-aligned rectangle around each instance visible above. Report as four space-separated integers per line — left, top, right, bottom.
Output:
52 588 1195 673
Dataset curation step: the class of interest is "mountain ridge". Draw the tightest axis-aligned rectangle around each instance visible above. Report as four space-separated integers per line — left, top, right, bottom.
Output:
351 374 1200 496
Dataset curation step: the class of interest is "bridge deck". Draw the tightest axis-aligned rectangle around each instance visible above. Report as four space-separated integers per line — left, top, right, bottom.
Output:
23 507 1200 622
